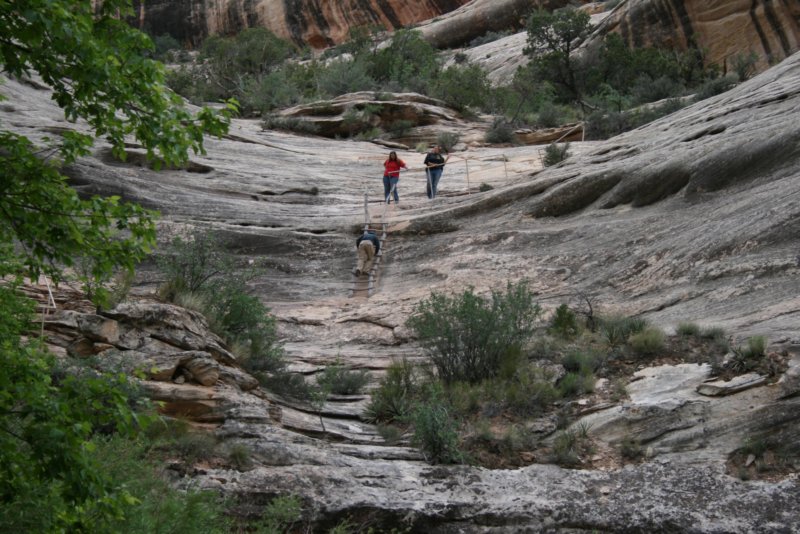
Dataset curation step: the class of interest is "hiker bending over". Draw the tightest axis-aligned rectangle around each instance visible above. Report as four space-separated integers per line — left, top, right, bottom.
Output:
355 230 381 276
423 145 450 199
383 151 407 204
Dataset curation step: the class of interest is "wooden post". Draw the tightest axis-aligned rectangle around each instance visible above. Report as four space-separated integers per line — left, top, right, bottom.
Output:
581 122 585 142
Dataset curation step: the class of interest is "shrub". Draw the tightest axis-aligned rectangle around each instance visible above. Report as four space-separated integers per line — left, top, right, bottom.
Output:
226 443 254 471
479 183 494 192
407 281 541 384
558 371 595 397
535 103 564 128
169 432 217 464
501 424 538 453
433 63 490 111
316 362 370 395
629 327 666 355
436 131 461 153
543 142 570 166
255 495 302 534
693 74 738 101
700 326 728 351
728 336 768 372
550 304 578 339
676 322 701 337
561 351 596 374
485 117 514 144
731 51 759 81
364 359 419 423
469 30 513 48
551 423 593 466
742 335 767 358
315 57 375 97
410 389 463 464
376 424 404 445
503 365 560 416
599 315 648 347
157 230 285 379
368 29 439 93
88 436 231 534
388 119 415 137
157 230 234 297
551 429 581 466
262 115 320 135
354 127 384 141
260 371 314 401
149 34 181 61
630 75 685 105
620 436 643 460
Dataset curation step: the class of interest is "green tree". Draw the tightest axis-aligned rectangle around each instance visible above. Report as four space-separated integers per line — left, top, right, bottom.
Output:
0 285 146 531
525 8 593 105
433 63 491 111
0 0 233 529
368 29 439 93
0 0 234 290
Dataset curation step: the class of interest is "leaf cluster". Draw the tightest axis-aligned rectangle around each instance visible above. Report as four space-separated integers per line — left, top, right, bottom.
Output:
407 281 541 384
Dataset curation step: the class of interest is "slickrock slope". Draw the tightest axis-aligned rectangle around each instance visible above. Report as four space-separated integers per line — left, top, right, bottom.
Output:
413 0 569 49
585 0 800 73
4 50 800 531
133 0 469 48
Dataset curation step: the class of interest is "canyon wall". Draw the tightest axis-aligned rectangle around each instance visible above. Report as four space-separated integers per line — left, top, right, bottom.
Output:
586 0 800 72
132 0 469 48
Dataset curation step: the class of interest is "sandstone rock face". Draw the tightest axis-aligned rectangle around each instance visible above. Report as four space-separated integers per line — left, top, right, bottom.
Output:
6 48 800 530
134 0 470 48
414 0 569 49
278 92 459 139
584 0 800 73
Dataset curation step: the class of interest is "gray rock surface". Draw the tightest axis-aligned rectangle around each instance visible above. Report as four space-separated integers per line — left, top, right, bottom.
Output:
6 48 800 532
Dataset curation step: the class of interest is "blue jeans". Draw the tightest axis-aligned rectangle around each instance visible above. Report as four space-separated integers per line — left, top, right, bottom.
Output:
383 175 399 203
427 168 443 199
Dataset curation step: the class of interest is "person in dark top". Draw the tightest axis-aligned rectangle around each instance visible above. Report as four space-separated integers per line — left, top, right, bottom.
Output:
423 145 450 199
355 230 381 276
383 151 407 204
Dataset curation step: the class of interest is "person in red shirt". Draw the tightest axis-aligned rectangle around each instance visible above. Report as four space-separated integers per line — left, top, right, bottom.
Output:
383 151 407 204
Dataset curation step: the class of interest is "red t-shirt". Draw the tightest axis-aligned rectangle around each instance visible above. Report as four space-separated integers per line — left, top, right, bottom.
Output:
383 159 406 178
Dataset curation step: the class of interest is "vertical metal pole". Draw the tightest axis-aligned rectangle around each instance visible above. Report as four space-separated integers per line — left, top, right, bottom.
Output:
503 154 508 181
465 159 471 194
426 168 432 200
581 122 585 142
364 190 369 228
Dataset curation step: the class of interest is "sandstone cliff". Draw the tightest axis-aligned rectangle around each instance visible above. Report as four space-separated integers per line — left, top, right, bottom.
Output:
585 0 800 73
133 0 470 48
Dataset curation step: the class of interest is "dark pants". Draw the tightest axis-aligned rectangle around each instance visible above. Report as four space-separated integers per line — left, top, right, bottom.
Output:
426 168 443 199
383 175 399 203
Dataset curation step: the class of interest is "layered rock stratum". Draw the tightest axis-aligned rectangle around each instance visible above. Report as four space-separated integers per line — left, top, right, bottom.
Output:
131 0 470 47
6 45 800 529
585 0 800 72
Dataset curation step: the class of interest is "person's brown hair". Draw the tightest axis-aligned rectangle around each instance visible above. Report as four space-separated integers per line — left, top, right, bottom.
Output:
388 151 398 161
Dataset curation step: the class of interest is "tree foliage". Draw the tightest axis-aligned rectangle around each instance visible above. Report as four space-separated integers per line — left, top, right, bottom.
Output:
0 0 234 289
0 286 147 531
407 282 541 384
0 0 233 529
525 8 592 104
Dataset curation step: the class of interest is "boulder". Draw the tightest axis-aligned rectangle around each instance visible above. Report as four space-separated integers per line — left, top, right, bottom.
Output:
277 92 458 139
